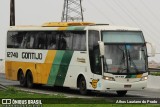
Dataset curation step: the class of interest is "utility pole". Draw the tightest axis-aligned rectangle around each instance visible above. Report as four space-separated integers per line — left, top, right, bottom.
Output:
10 0 15 26
61 0 84 22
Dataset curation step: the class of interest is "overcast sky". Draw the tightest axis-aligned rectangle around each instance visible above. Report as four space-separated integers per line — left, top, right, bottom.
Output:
0 0 160 62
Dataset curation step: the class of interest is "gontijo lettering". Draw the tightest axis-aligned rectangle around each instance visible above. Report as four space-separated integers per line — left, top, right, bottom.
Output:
22 52 42 60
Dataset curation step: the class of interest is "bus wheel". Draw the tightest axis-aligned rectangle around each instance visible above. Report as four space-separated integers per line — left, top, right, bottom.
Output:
116 91 127 97
19 71 26 87
34 84 42 88
79 76 87 95
26 71 33 88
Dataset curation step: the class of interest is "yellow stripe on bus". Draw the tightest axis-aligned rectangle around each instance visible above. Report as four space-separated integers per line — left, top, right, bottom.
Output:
58 27 67 30
45 50 56 63
38 50 57 84
136 74 142 78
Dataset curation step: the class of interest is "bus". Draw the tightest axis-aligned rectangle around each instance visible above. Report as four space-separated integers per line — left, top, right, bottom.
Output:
5 22 154 96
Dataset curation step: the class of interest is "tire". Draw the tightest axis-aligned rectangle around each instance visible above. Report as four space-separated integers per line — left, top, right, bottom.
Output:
19 71 26 87
26 71 34 88
79 76 87 95
116 91 127 97
34 84 42 88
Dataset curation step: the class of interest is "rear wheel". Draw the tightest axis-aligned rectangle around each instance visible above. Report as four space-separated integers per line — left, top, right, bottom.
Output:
19 71 26 87
79 76 87 95
116 91 127 97
34 84 42 88
26 71 34 88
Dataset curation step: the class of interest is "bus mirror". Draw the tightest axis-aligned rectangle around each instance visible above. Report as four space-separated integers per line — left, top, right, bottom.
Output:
146 42 156 57
98 41 105 56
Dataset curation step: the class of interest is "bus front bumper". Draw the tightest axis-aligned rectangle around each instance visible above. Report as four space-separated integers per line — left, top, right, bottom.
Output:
102 80 147 91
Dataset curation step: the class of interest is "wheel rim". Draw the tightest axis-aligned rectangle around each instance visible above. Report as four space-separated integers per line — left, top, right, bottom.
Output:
81 81 86 90
80 78 86 93
20 72 25 84
27 72 33 88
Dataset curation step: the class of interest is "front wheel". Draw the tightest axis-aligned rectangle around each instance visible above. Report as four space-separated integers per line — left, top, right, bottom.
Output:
116 91 127 97
79 76 87 95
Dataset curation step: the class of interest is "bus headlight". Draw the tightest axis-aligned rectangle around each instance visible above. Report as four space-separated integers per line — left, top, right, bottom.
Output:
103 76 115 81
140 76 148 81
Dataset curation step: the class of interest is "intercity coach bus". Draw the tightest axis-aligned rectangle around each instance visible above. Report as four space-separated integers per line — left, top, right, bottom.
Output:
5 22 154 96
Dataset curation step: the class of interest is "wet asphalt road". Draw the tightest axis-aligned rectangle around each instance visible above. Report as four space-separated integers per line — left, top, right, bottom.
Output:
1 73 160 98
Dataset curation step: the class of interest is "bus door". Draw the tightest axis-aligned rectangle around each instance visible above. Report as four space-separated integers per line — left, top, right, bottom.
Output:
88 30 102 90
91 46 103 90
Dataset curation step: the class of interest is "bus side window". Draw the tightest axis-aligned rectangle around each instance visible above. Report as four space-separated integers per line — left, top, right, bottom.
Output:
88 30 102 75
20 32 35 49
35 32 47 49
58 31 86 51
60 37 67 50
72 31 86 51
29 35 34 48
59 32 72 50
47 32 57 50
20 32 29 48
7 31 18 48
14 32 24 48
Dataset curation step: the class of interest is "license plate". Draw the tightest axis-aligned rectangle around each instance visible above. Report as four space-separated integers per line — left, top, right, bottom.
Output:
124 85 131 88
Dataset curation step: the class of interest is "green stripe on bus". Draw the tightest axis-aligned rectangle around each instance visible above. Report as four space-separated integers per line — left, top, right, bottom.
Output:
126 75 136 78
47 51 65 86
54 51 74 86
67 26 85 30
74 26 85 30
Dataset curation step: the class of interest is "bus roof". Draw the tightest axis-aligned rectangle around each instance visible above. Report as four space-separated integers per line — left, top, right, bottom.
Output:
8 22 141 31
42 22 94 27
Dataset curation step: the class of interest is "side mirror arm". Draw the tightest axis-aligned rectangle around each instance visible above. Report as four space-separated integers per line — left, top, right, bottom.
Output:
98 41 105 76
146 42 156 57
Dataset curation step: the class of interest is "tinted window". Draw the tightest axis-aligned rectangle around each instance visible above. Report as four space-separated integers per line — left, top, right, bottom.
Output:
102 31 144 43
88 30 99 50
72 31 86 51
88 30 101 75
58 31 86 51
7 32 19 48
59 32 73 50
47 32 59 50
34 32 47 49
7 31 86 51
20 32 35 49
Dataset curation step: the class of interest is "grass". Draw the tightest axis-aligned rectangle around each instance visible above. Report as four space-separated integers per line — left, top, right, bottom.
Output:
41 104 160 107
150 72 160 76
0 87 159 107
0 87 65 98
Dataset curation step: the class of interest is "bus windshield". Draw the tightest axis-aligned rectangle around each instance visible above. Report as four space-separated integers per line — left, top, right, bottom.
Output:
102 31 147 74
102 31 144 43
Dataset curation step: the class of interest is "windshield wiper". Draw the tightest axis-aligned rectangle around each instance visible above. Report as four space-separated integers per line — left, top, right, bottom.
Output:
104 57 108 73
117 46 127 73
127 50 139 74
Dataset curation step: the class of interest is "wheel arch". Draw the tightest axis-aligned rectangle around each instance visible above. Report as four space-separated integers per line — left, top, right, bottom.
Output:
17 68 23 80
17 68 32 80
77 74 86 88
25 69 32 76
